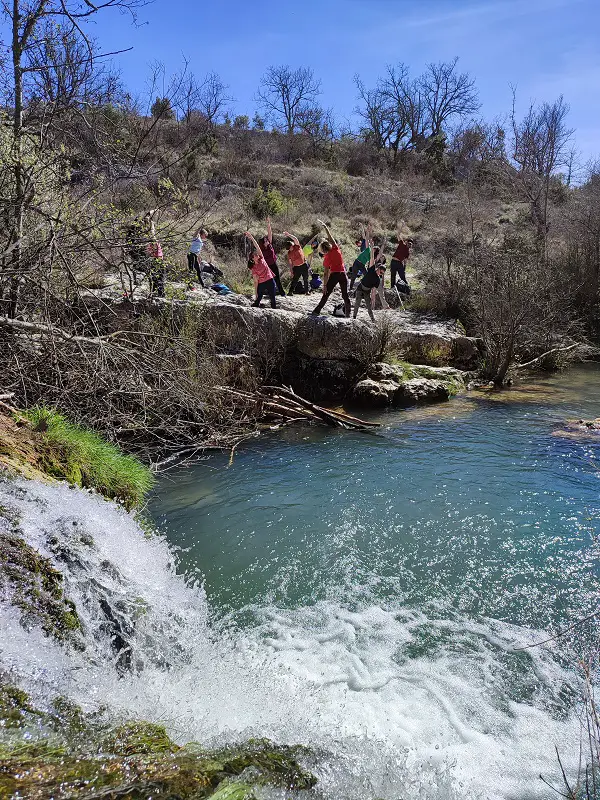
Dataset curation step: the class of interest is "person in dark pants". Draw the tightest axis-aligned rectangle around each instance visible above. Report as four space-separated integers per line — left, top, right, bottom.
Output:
245 232 277 308
188 228 209 286
389 237 413 287
259 217 285 296
353 250 386 322
311 220 350 317
284 232 308 295
146 237 165 298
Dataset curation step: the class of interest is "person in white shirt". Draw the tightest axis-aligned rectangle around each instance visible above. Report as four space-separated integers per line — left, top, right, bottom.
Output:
188 228 209 286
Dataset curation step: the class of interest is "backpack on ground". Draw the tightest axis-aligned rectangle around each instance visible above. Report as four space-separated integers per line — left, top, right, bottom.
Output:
394 279 411 296
332 303 347 318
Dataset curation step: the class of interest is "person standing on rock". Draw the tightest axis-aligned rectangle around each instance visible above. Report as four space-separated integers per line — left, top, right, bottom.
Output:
311 221 351 317
245 232 277 309
259 217 285 296
389 236 413 288
188 228 209 287
349 224 372 290
353 248 386 322
284 231 319 295
147 223 166 298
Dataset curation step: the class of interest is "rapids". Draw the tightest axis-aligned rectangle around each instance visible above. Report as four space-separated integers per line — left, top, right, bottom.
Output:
2 365 600 799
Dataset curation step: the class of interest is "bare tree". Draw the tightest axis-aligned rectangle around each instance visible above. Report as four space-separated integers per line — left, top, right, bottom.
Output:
355 59 479 162
354 75 399 155
24 22 123 111
256 65 321 135
1 0 143 318
509 92 574 257
197 72 232 127
421 58 480 138
297 106 335 158
175 71 202 123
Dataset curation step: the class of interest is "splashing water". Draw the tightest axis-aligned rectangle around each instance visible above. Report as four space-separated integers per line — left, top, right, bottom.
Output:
3 367 600 799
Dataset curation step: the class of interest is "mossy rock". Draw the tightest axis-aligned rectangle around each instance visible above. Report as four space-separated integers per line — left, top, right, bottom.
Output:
0 533 82 643
0 683 41 729
101 721 180 756
0 732 317 799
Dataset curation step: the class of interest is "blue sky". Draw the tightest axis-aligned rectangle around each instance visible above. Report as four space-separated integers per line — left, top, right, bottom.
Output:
62 0 600 165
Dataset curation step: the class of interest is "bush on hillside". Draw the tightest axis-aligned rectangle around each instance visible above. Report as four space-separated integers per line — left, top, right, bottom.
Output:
248 183 296 220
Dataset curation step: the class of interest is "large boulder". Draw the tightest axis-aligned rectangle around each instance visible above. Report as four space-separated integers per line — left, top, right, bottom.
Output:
350 361 465 408
351 378 402 407
201 304 298 353
295 315 377 361
397 378 450 405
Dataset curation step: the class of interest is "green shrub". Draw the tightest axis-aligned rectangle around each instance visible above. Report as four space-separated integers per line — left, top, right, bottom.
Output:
23 407 154 508
249 183 295 220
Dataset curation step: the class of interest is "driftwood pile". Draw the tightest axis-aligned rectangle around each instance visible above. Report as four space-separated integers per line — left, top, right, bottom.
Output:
217 385 380 431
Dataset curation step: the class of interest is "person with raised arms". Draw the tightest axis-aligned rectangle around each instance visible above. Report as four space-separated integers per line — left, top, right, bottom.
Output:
352 243 386 322
310 220 351 317
389 235 413 288
284 230 320 295
244 232 277 309
348 223 371 290
259 217 285 296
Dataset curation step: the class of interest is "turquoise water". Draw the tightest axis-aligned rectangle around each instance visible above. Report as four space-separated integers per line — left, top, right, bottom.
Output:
150 365 600 633
146 365 600 798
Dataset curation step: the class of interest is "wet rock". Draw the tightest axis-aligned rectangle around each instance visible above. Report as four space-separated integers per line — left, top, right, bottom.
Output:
351 362 465 407
0 528 82 644
352 378 402 407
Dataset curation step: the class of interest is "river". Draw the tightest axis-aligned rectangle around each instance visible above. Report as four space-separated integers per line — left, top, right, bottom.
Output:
147 363 600 799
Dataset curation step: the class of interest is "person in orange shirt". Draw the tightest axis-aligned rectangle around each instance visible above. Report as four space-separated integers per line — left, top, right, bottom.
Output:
311 220 351 317
284 231 318 295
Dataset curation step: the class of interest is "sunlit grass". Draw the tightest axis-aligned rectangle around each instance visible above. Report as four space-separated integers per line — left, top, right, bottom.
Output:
24 407 154 508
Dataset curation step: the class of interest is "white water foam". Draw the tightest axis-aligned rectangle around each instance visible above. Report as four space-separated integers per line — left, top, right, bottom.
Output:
0 478 585 800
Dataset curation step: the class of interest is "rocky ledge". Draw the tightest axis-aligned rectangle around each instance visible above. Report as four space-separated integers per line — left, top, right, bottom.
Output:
81 286 482 403
188 291 480 400
351 362 467 407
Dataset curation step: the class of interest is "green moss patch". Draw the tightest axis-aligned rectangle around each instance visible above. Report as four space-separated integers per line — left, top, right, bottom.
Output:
0 532 81 643
101 721 180 756
0 732 316 800
23 407 154 509
0 684 42 729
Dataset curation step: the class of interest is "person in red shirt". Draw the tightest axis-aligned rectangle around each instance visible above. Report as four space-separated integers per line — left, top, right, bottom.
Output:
311 220 350 317
259 217 285 296
390 236 413 287
245 232 277 308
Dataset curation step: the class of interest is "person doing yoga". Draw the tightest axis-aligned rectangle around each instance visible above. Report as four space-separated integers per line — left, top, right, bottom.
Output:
311 220 351 317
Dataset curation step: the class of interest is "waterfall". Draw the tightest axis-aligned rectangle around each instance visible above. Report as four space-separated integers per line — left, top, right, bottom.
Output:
0 476 583 800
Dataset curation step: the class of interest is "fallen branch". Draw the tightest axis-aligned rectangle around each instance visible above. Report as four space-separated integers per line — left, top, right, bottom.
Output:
0 315 128 348
261 385 380 429
514 343 580 370
216 385 379 431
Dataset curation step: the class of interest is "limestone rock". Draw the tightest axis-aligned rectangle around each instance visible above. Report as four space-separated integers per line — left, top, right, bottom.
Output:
397 378 450 405
295 315 377 361
351 361 463 407
352 379 401 407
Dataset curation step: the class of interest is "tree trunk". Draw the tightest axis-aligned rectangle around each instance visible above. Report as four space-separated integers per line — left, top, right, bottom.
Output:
493 334 515 386
8 0 24 318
